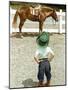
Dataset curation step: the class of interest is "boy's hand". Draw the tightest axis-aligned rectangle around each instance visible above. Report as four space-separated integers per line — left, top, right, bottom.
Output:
47 52 54 62
37 60 40 64
34 57 40 64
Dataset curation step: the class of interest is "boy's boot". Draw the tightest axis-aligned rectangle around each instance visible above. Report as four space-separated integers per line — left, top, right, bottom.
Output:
44 80 51 87
38 81 44 87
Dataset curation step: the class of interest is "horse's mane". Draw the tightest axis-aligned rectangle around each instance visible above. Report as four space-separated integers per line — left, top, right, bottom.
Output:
42 6 53 10
40 6 54 12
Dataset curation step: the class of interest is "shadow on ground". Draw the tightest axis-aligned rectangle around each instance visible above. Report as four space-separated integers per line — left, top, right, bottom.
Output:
10 32 54 38
22 78 38 87
10 32 38 38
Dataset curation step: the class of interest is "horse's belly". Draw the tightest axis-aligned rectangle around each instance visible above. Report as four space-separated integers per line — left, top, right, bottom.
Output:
28 15 39 21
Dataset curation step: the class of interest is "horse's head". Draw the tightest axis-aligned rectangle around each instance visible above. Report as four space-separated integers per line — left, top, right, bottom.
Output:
51 9 58 21
41 7 58 22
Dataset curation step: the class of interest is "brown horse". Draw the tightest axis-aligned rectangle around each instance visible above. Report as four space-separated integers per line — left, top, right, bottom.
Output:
12 5 58 33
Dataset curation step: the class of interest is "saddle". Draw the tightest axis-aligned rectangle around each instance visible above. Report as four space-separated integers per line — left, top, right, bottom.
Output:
30 5 41 16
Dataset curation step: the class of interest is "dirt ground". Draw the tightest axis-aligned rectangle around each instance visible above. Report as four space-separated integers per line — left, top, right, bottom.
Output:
10 33 66 88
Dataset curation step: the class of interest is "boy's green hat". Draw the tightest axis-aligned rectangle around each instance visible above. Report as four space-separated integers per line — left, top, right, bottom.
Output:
36 32 49 46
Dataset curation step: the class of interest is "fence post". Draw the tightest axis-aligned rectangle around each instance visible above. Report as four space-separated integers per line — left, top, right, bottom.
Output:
59 9 63 33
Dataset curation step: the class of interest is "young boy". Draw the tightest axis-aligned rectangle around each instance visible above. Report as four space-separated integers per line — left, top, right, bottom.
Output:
34 32 54 87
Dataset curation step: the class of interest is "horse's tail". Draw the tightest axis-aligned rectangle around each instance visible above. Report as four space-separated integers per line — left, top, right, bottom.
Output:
12 11 19 28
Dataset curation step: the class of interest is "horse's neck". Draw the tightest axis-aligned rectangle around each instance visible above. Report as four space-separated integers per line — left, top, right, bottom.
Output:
42 6 53 11
41 8 53 17
45 11 52 17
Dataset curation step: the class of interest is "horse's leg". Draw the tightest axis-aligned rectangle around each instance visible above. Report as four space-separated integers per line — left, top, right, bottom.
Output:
19 20 25 36
39 21 43 33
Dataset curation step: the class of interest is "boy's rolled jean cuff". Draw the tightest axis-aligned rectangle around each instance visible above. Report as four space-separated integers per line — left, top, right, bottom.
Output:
38 73 51 81
46 74 51 81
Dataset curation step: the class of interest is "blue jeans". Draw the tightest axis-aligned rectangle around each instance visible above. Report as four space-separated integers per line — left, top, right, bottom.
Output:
37 59 51 81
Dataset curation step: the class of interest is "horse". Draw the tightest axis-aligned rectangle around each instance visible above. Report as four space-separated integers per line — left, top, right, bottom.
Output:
12 5 58 34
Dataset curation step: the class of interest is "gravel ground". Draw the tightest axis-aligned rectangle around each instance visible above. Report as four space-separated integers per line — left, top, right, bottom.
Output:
10 33 66 88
